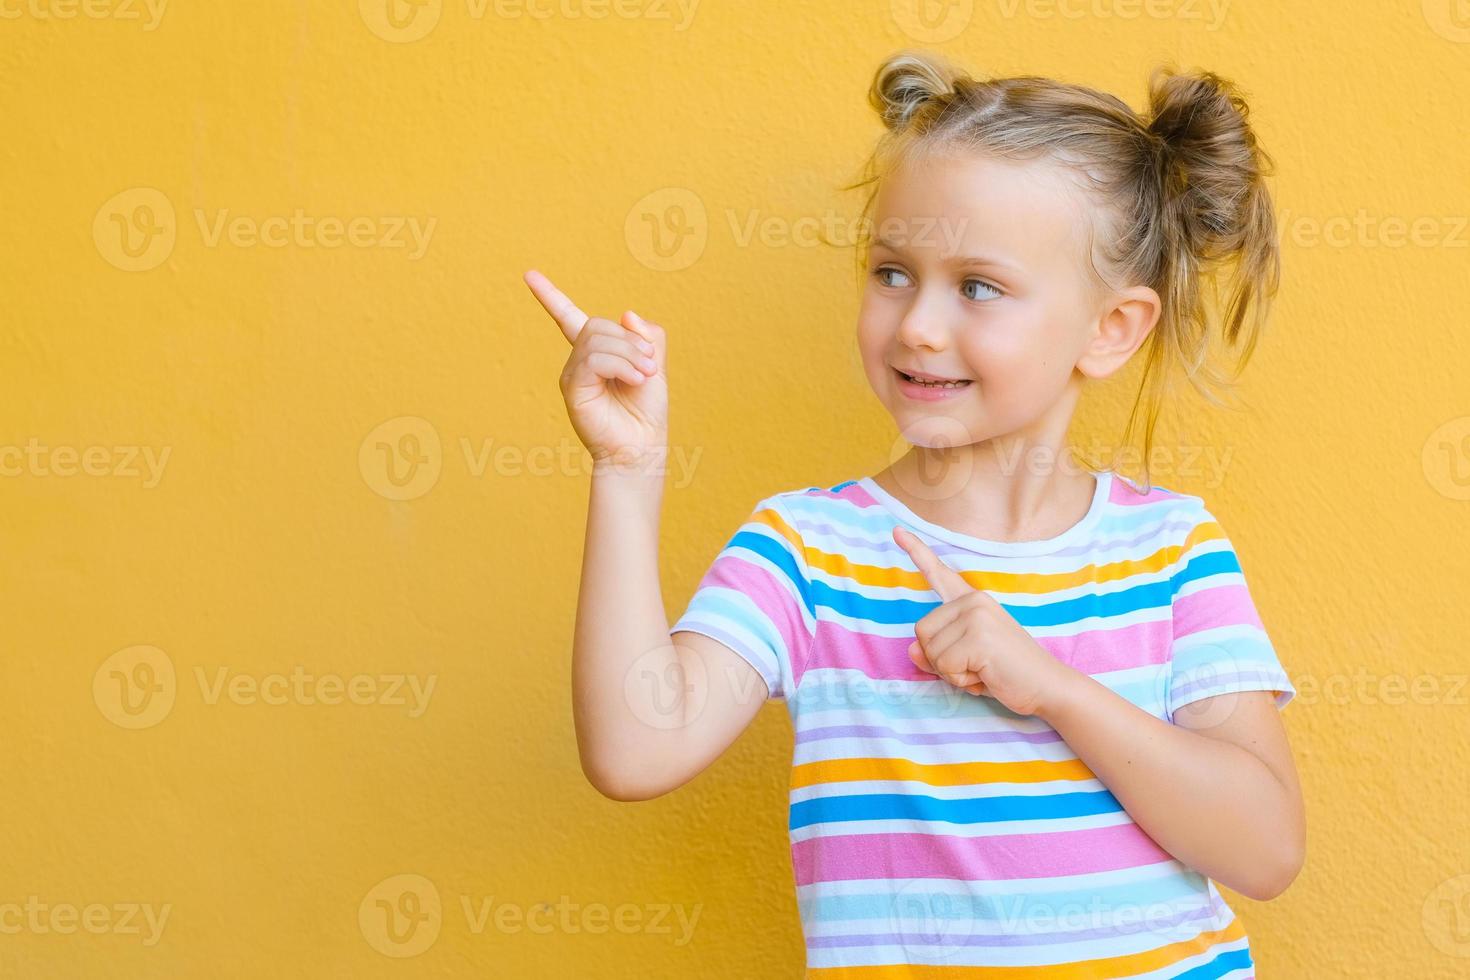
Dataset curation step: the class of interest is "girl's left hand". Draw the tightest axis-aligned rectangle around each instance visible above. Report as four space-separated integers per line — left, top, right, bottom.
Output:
894 525 1076 718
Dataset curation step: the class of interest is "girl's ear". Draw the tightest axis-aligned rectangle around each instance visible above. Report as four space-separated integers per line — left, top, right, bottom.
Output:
1076 285 1161 380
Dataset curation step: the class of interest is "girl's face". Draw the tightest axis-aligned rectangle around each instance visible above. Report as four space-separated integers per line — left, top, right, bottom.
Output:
857 152 1115 451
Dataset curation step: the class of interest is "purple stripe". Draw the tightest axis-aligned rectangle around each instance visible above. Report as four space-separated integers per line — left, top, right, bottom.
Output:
796 723 1064 746
1050 520 1197 560
1171 669 1284 701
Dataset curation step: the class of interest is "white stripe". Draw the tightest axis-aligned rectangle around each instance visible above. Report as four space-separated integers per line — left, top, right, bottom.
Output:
787 809 1138 842
789 776 1106 803
792 737 1081 768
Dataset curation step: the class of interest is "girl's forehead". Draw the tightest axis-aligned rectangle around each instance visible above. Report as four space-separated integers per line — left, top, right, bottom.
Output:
873 154 1092 263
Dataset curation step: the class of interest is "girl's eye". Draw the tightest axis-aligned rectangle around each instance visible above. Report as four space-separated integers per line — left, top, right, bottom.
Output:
872 266 1001 301
962 278 1002 301
873 266 911 288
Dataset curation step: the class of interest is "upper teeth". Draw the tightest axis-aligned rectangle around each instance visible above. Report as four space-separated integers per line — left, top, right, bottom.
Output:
906 373 967 388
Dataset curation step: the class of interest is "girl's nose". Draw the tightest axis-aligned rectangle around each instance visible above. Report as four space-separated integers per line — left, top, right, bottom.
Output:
896 293 950 352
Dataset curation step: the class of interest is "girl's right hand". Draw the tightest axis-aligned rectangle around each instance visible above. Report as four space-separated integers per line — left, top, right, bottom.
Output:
524 269 669 472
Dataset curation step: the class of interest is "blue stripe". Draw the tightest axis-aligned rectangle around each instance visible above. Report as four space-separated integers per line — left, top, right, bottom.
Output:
789 789 1121 830
1172 945 1253 979
1173 548 1242 589
807 549 1243 630
727 529 815 618
729 511 1240 630
813 577 1175 629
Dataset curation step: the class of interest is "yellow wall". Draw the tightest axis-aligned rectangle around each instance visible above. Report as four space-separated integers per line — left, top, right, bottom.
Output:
3 1 1468 976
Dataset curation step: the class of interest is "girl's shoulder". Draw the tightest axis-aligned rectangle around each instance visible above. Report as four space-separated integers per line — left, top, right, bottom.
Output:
1108 469 1218 526
1105 473 1257 578
744 478 881 552
751 477 867 514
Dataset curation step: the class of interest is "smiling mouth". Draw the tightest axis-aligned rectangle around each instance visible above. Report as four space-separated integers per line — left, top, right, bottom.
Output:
893 367 973 389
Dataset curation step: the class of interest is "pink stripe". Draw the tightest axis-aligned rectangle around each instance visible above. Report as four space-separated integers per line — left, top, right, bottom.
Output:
806 623 926 687
830 481 884 511
1173 583 1264 638
1046 618 1173 673
793 821 1173 885
806 617 1172 685
701 552 811 676
1110 477 1178 506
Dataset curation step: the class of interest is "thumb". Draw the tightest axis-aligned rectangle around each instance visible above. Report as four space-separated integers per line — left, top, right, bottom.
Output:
894 526 972 602
621 310 666 375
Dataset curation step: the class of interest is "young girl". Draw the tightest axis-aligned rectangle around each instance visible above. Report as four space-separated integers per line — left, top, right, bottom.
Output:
526 49 1303 980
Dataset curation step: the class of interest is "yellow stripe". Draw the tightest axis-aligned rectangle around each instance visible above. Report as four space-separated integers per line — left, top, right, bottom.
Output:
795 523 1225 597
751 504 806 554
805 915 1247 978
790 756 1097 789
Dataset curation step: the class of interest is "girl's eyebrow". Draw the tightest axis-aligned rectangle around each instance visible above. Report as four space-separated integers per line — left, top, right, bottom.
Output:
873 234 1023 272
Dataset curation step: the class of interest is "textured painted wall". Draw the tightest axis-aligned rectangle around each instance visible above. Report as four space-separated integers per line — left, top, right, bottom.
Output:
2 1 1468 976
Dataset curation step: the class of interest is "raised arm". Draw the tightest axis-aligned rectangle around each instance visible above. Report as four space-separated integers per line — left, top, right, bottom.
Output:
526 270 769 802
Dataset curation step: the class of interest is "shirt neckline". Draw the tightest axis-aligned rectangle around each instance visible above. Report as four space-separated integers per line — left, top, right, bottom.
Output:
856 469 1113 557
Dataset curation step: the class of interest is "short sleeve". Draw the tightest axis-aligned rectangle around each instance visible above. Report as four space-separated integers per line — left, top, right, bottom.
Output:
1167 503 1296 721
669 494 815 701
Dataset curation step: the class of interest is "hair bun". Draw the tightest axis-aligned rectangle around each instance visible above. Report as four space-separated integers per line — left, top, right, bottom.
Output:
869 51 963 131
1145 67 1274 250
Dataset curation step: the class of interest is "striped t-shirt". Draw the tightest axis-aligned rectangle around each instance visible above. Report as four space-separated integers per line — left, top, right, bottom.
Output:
669 467 1295 979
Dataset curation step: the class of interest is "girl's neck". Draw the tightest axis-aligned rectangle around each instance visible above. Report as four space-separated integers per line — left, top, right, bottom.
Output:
871 441 1100 545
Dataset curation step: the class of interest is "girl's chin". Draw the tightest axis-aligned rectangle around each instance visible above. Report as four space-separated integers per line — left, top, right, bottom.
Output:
890 411 983 450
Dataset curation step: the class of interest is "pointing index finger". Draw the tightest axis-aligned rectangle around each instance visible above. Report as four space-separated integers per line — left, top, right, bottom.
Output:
523 269 589 344
894 526 972 603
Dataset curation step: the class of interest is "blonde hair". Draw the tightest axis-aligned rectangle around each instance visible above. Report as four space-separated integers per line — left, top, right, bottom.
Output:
849 51 1281 494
